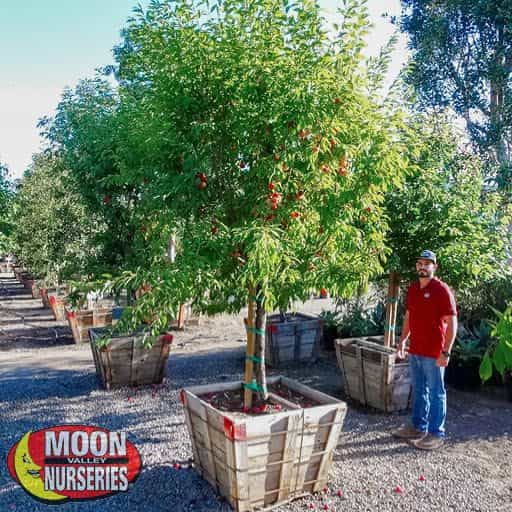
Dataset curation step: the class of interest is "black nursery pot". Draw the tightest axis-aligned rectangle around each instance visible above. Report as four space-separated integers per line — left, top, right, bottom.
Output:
445 358 482 391
504 372 512 402
322 325 338 351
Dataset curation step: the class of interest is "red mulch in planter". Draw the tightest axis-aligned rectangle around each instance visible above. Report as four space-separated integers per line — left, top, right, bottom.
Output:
198 382 321 416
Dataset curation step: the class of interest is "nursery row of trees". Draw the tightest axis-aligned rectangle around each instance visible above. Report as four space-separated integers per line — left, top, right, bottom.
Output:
3 0 512 387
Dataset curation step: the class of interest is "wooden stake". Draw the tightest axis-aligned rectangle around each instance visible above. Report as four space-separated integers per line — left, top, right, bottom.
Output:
244 288 256 409
384 272 400 347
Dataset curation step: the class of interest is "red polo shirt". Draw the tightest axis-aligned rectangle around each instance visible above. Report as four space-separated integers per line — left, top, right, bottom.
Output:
405 277 457 358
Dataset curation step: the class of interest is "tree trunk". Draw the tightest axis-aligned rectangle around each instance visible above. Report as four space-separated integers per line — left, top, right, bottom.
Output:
254 296 268 400
490 21 510 170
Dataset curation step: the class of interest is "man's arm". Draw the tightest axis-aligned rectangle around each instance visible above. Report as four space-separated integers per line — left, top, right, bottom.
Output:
396 310 410 358
442 315 457 353
437 315 457 367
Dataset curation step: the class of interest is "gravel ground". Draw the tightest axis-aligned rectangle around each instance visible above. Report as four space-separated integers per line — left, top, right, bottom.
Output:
0 273 511 512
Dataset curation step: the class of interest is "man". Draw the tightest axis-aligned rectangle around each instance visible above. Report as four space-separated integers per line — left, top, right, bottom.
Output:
392 250 457 450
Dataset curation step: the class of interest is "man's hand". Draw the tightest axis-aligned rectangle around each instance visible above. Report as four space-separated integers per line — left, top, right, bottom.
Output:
436 352 450 368
396 339 407 359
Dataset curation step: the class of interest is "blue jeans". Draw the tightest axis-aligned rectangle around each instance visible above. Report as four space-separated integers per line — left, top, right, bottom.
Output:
409 354 446 437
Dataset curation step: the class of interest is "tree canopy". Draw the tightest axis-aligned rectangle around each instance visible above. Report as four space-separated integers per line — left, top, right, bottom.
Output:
401 0 512 186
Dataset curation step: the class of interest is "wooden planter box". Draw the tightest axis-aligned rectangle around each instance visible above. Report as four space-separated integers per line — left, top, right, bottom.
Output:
30 281 41 299
66 307 119 344
181 376 346 512
21 274 33 289
265 313 322 367
335 336 412 413
40 288 50 308
89 328 172 390
48 294 67 321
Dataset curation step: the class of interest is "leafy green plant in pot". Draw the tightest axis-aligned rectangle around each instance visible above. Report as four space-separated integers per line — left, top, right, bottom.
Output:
480 305 512 400
446 327 488 391
319 310 341 351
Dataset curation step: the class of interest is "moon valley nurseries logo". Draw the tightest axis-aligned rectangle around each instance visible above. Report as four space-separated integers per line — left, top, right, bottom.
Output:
7 425 142 504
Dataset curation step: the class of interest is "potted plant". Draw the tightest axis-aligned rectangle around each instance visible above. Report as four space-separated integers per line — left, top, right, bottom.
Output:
480 305 512 401
319 310 341 351
89 327 174 390
93 0 413 508
65 284 121 344
445 323 488 391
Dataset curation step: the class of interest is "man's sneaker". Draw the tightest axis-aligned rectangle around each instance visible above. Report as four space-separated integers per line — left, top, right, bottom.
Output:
392 424 427 440
411 434 444 451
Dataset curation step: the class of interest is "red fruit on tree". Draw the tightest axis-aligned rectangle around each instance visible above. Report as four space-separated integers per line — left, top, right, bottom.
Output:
196 172 207 182
365 206 372 213
239 161 246 169
273 153 280 161
337 490 343 497
320 164 330 173
394 485 403 493
271 203 279 210
211 226 219 234
103 195 111 204
337 167 348 176
419 475 426 482
268 182 275 191
334 97 341 104
290 211 300 219
296 191 304 201
197 181 207 190
312 146 320 154
323 505 329 511
329 139 336 149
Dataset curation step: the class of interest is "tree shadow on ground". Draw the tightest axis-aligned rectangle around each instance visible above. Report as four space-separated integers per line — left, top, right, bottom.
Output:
0 324 74 350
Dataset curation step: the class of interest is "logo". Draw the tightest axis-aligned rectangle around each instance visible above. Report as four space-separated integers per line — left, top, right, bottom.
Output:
7 425 142 504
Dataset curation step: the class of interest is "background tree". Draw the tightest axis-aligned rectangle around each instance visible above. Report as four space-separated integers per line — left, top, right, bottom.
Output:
0 161 14 254
11 154 103 283
384 112 511 332
400 0 512 188
40 78 138 272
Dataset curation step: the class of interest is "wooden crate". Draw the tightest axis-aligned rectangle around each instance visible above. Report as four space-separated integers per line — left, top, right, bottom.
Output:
181 376 346 512
30 281 41 299
335 336 412 413
48 294 67 321
265 313 322 367
89 328 172 390
40 288 50 308
66 307 116 344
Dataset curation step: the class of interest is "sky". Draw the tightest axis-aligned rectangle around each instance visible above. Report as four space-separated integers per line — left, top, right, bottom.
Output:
0 0 408 179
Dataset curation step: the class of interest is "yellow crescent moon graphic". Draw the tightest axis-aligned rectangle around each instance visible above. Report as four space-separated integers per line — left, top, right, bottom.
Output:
14 431 67 502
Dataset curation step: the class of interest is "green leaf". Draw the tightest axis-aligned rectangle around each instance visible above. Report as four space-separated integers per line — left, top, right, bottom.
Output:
479 354 493 382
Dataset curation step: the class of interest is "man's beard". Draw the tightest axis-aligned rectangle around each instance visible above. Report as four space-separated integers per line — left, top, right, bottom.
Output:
417 270 432 278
